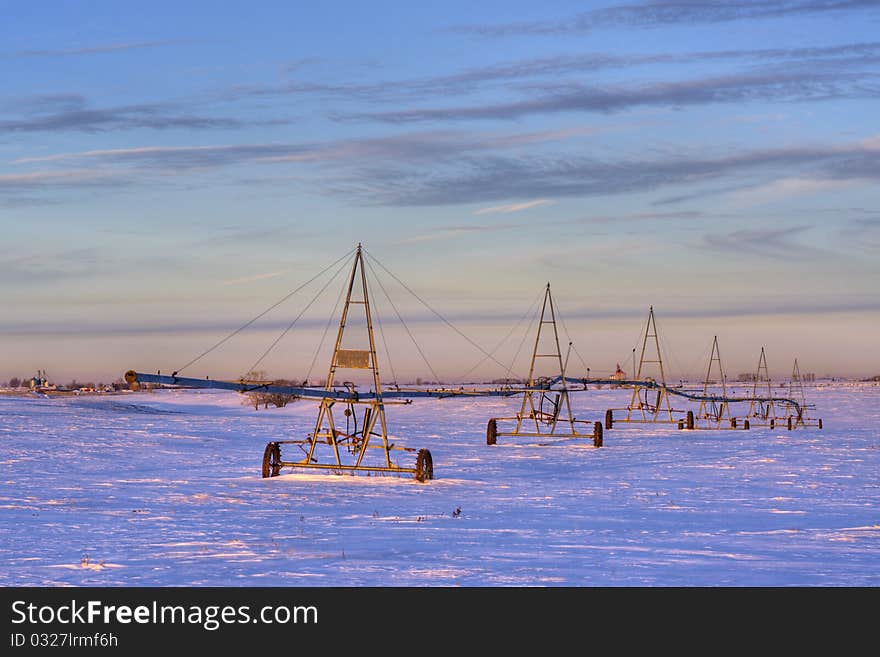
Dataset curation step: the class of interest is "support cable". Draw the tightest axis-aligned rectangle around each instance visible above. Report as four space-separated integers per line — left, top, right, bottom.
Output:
455 287 543 383
364 263 399 386
244 255 351 377
305 263 350 385
554 304 590 375
506 303 540 383
365 248 514 375
173 247 355 375
365 257 441 385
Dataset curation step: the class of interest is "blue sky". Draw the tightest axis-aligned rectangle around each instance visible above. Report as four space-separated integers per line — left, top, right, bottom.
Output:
2 0 879 383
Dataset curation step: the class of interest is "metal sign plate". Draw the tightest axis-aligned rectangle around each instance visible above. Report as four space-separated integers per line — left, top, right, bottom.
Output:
336 349 371 369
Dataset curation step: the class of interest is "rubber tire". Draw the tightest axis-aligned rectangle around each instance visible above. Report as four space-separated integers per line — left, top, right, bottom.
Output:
415 448 434 482
261 442 281 478
731 417 737 428
686 410 695 430
605 409 613 430
818 418 823 430
770 418 775 429
787 416 793 431
678 420 684 430
486 418 497 445
593 421 603 448
744 419 750 430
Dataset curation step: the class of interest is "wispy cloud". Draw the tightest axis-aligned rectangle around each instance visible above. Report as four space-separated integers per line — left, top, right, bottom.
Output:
0 169 125 193
282 57 323 73
16 144 314 168
0 195 64 208
0 103 248 134
397 224 520 244
227 42 880 108
0 247 112 284
839 216 880 250
13 130 880 210
577 210 707 223
723 176 857 206
1 94 88 114
222 270 288 286
16 40 174 57
0 90 291 134
474 199 554 215
327 139 880 206
14 126 597 171
699 225 825 259
3 297 878 338
450 1 880 37
355 70 880 123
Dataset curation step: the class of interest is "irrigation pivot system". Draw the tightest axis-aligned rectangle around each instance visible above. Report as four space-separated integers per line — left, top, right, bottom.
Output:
604 307 689 429
125 243 822 483
486 284 602 448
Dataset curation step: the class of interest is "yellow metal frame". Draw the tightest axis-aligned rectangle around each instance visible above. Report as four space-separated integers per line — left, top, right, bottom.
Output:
694 335 734 429
606 307 687 427
263 244 432 481
487 284 602 447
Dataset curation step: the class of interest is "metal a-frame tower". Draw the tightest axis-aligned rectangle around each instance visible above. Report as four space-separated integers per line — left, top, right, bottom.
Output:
695 335 733 429
486 283 602 447
743 347 779 428
606 306 687 428
781 358 823 429
262 244 433 480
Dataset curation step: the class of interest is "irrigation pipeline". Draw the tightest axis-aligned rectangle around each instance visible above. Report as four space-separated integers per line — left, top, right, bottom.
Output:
125 371 805 415
549 376 806 415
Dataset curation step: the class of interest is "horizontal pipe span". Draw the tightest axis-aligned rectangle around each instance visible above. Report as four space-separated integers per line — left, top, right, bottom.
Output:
125 371 801 415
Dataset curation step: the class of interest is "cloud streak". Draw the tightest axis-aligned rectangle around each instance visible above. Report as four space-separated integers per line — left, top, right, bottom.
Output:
355 70 880 123
330 139 880 206
16 41 174 57
2 298 878 338
699 225 825 258
450 1 880 37
14 126 594 171
0 103 246 134
223 42 880 107
474 199 554 215
0 169 125 193
12 130 880 211
397 223 522 244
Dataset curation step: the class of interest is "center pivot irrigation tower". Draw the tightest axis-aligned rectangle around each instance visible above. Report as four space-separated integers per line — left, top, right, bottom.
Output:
780 358 823 429
262 245 433 481
605 307 689 429
743 347 778 428
694 335 733 429
486 284 602 447
127 245 434 482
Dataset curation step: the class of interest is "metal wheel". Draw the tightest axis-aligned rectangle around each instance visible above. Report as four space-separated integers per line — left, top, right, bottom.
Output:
261 442 282 478
593 421 603 448
415 448 434 482
486 418 497 445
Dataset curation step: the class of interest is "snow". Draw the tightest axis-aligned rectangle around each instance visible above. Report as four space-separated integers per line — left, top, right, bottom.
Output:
0 384 877 586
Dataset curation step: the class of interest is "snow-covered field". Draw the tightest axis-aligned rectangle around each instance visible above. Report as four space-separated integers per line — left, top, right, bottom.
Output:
1 384 877 586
